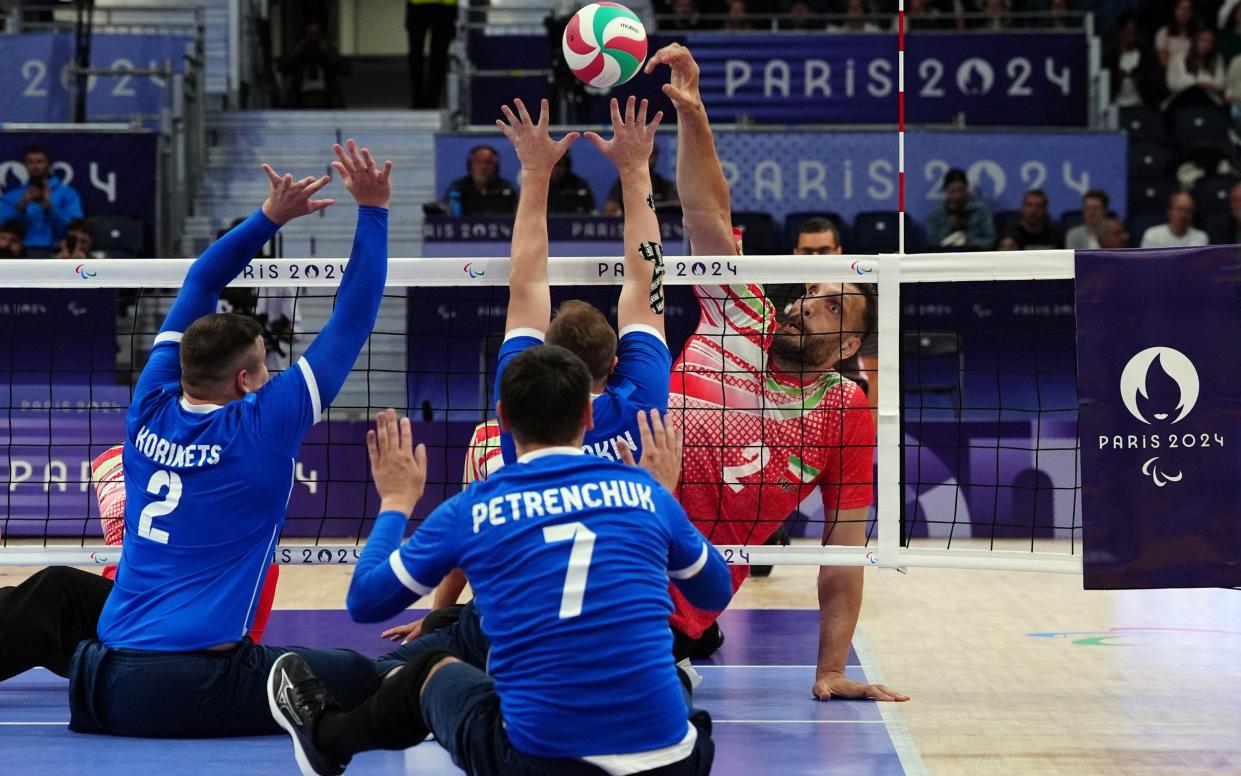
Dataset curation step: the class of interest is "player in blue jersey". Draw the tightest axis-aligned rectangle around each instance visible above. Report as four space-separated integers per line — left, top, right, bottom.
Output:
66 141 395 738
268 346 731 776
494 96 671 465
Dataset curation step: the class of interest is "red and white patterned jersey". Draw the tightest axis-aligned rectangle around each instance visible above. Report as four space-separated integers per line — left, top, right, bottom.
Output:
91 446 126 581
667 284 875 636
463 419 504 486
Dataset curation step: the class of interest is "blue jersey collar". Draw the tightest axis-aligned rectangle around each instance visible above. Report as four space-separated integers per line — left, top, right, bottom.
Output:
517 445 584 463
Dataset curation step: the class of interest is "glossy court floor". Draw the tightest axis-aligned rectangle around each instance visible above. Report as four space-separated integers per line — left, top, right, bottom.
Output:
3 559 1240 775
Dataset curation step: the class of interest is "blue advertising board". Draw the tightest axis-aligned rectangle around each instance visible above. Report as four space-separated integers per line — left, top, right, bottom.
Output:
467 32 1088 127
436 129 1125 227
0 130 159 226
0 33 192 123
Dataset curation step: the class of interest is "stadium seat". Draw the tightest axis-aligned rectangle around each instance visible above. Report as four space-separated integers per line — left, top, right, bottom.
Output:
1119 105 1170 144
783 211 850 251
902 330 963 416
90 214 146 257
1171 105 1233 157
1127 141 1177 181
852 211 900 254
1191 175 1238 221
1059 209 1084 233
1127 212 1168 246
731 211 781 255
1127 178 1177 215
992 209 1020 238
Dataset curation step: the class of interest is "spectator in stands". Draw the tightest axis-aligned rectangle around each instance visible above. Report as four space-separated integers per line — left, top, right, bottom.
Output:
782 0 815 30
0 145 83 255
1207 180 1241 244
1167 27 1226 104
1223 42 1241 121
905 0 950 30
833 0 881 31
279 20 348 109
723 0 754 30
1141 191 1209 247
1065 189 1110 250
1105 12 1167 108
547 153 595 215
407 0 458 108
975 0 1011 30
767 216 843 320
1011 189 1062 249
602 146 678 216
1046 0 1070 29
0 220 26 258
996 231 1023 251
663 0 706 30
53 219 107 260
1218 1 1241 62
1097 215 1130 249
1155 0 1197 68
443 145 518 215
925 168 995 250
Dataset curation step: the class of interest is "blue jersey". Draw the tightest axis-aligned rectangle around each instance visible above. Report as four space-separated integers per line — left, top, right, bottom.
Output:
496 325 671 464
98 206 389 651
346 450 730 761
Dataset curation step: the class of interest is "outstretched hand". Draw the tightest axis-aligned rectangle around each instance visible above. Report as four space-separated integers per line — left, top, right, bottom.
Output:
584 96 663 173
618 409 682 493
260 165 334 225
643 43 704 114
367 409 427 516
332 138 393 209
496 98 580 178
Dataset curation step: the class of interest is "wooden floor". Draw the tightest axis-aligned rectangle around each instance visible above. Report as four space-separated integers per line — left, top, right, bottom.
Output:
3 558 1239 775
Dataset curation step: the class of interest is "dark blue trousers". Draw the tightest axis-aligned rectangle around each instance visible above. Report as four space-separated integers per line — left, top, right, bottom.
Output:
68 638 382 738
375 602 715 775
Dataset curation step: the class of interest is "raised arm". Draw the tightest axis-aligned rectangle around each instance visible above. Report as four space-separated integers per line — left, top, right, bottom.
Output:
645 44 736 257
162 167 334 336
496 98 580 335
295 140 391 410
586 97 666 335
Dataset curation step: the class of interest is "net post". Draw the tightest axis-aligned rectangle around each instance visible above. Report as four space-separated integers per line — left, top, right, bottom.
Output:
876 255 903 570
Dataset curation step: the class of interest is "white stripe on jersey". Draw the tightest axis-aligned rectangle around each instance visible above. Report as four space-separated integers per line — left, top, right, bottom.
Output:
668 543 710 580
388 550 433 596
297 358 322 422
153 331 183 345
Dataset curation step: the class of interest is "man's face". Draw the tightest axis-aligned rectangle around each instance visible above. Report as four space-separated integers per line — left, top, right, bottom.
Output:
70 228 92 251
770 283 865 369
944 180 967 209
1098 219 1128 249
1020 193 1047 228
1168 195 1194 234
1229 184 1241 220
24 152 49 181
794 229 841 255
468 149 498 186
0 231 21 256
1082 196 1106 225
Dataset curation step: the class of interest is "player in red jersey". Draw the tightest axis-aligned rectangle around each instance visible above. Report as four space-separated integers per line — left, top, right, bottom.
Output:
646 43 907 703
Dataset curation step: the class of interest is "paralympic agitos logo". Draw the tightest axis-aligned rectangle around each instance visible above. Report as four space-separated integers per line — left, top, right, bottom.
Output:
1098 346 1222 488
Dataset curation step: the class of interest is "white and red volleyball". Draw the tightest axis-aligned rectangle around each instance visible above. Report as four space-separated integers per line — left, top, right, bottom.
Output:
561 3 648 89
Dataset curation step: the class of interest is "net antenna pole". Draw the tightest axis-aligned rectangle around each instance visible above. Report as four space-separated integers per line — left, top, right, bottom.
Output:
875 0 906 570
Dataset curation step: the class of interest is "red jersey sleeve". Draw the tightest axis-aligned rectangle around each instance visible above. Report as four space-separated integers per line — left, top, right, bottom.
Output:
817 382 876 512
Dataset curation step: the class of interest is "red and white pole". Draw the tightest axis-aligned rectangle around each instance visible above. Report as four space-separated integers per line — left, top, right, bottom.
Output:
898 0 906 255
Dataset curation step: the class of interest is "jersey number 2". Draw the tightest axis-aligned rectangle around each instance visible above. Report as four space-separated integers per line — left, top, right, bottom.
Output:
542 522 597 619
138 470 182 544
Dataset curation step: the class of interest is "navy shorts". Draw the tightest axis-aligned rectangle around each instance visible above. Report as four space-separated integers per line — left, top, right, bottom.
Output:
68 638 381 738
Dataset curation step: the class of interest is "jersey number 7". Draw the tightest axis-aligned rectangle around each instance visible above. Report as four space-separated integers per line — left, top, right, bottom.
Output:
542 522 597 619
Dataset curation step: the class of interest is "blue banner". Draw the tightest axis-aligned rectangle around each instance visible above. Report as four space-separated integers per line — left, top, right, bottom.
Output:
467 32 1087 127
1077 246 1241 589
436 130 1124 228
0 130 158 226
0 33 192 123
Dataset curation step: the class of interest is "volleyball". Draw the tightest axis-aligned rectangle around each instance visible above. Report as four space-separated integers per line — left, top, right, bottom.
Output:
561 2 648 89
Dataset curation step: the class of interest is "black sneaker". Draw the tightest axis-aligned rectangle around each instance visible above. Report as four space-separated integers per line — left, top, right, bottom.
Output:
268 653 347 776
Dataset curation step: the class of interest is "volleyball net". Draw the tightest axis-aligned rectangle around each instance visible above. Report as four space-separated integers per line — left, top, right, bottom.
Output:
0 250 1082 572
